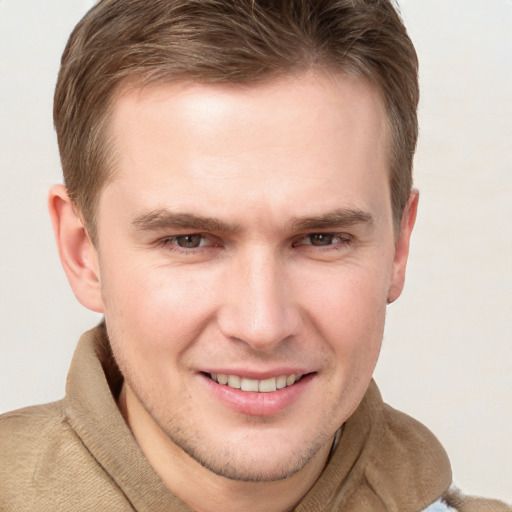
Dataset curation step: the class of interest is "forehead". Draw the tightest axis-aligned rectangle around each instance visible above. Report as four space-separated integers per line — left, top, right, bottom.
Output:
111 71 387 155
101 72 390 228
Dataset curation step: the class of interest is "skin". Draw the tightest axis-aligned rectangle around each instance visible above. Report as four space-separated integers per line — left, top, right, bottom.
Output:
49 71 418 512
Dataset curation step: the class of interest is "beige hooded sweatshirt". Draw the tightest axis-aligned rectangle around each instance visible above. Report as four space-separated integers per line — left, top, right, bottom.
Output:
0 326 509 512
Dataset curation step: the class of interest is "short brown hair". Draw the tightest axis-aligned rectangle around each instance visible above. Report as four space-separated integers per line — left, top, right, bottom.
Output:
54 0 419 242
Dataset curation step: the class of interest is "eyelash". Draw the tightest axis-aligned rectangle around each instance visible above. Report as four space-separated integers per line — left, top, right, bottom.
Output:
159 234 218 251
292 233 352 249
158 232 352 253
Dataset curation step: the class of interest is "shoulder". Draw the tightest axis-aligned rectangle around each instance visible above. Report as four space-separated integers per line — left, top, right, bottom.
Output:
0 401 124 511
0 400 69 459
0 401 69 507
0 401 134 511
421 490 511 512
442 488 511 512
377 406 511 512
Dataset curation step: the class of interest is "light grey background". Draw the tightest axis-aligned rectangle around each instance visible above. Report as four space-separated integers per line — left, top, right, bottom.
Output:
1 0 511 503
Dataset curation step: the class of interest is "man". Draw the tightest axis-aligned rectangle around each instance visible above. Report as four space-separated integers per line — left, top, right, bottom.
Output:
0 1 509 511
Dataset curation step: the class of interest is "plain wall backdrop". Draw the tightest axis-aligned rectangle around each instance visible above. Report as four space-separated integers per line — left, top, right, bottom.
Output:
1 0 511 503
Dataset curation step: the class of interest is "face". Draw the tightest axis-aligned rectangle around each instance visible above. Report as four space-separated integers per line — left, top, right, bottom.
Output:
90 72 412 482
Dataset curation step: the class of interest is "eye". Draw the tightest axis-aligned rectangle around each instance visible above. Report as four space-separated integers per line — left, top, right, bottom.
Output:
293 233 351 248
307 233 337 246
174 234 205 249
161 234 213 250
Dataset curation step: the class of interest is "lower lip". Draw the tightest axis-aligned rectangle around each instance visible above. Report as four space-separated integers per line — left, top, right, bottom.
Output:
201 373 314 416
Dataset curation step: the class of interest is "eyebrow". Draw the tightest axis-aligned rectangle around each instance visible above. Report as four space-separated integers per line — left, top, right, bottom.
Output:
132 210 242 233
132 207 373 234
290 208 374 231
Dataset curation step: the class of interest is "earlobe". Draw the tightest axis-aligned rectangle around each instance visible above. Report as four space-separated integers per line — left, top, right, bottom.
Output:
387 189 419 304
48 184 104 313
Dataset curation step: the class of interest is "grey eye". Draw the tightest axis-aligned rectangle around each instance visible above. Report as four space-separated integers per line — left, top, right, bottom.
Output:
175 234 203 248
308 234 335 246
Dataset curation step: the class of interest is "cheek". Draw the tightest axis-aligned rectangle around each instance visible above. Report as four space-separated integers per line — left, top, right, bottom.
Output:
99 257 220 357
302 264 389 360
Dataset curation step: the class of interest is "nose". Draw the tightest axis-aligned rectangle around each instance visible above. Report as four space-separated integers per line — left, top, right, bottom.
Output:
217 247 301 351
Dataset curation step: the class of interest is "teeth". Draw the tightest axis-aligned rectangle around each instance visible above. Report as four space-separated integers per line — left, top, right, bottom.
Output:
276 376 287 389
258 377 277 393
210 373 303 392
227 375 241 389
241 378 259 392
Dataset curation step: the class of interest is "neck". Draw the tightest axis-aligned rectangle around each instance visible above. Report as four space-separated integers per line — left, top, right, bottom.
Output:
118 383 332 512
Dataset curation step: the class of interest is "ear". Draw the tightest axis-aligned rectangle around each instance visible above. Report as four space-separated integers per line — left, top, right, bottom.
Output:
387 189 419 304
48 184 104 313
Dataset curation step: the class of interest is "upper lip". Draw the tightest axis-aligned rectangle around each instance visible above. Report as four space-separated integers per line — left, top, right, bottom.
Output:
200 369 313 380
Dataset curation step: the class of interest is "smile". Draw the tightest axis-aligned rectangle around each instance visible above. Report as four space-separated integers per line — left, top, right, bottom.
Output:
209 373 304 392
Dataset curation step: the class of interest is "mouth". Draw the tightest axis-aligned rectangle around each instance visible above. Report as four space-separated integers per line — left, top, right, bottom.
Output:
202 371 314 416
208 373 304 393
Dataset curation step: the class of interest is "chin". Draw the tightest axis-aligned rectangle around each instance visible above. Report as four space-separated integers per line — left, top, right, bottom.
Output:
165 425 328 483
187 449 316 483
